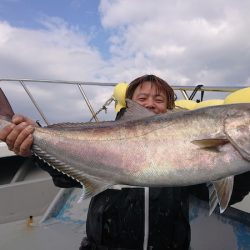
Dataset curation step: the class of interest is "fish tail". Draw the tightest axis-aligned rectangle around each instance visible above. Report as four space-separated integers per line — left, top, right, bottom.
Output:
0 88 14 121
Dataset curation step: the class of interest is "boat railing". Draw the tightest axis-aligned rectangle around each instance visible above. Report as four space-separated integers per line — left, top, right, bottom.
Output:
0 78 247 125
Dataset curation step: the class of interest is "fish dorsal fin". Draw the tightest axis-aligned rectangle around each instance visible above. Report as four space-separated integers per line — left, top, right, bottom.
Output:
47 122 96 129
46 121 115 130
32 145 113 199
191 138 229 149
47 122 88 128
208 176 234 215
118 99 155 121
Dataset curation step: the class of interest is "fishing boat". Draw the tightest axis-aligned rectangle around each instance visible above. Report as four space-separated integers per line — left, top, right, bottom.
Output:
0 78 250 250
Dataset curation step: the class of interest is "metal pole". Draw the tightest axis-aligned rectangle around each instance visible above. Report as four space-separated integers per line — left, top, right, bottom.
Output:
180 90 189 100
1 78 246 93
77 83 99 122
20 81 50 125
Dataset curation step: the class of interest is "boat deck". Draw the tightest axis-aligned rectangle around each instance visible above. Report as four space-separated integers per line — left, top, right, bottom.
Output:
0 188 89 250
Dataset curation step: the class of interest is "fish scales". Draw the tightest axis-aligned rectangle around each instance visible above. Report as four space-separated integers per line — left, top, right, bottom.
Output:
30 104 250 187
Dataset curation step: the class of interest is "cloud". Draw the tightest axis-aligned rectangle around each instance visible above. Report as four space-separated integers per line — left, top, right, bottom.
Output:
0 18 115 123
1 1 250 123
0 18 105 81
99 0 250 85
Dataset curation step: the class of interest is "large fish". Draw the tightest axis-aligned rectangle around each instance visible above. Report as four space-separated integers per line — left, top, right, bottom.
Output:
0 88 250 214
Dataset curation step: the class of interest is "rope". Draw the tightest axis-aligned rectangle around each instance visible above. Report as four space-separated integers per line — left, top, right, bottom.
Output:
89 96 115 122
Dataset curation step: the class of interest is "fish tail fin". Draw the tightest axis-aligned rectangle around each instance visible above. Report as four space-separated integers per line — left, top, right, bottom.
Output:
0 88 14 121
208 176 234 215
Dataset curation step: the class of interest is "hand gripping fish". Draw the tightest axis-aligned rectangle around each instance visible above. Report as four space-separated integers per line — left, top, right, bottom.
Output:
0 88 250 214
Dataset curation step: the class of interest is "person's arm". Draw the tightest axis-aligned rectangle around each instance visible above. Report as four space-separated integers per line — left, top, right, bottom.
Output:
0 114 35 156
115 107 126 120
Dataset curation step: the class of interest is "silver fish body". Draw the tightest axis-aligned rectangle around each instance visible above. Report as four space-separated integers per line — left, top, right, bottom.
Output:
1 89 250 213
32 102 250 188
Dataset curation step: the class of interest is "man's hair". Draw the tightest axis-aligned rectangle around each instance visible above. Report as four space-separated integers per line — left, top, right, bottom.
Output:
125 74 175 109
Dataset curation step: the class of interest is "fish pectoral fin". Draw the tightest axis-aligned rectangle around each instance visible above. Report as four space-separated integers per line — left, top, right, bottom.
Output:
78 175 113 199
208 176 234 215
191 138 229 149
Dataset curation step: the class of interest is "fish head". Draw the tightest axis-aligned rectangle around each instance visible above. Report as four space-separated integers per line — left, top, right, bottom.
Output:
224 103 250 161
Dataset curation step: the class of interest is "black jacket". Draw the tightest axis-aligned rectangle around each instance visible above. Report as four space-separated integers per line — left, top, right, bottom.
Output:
85 187 191 250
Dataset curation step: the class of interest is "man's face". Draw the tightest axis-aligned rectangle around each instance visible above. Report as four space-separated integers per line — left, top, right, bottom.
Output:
132 81 167 114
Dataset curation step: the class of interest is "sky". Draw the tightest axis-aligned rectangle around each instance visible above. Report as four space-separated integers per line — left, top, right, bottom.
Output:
0 0 250 123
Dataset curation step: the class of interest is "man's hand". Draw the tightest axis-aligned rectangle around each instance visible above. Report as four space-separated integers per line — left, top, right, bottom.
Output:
0 115 36 157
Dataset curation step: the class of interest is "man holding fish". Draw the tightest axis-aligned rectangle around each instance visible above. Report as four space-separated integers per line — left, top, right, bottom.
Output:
1 74 250 250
